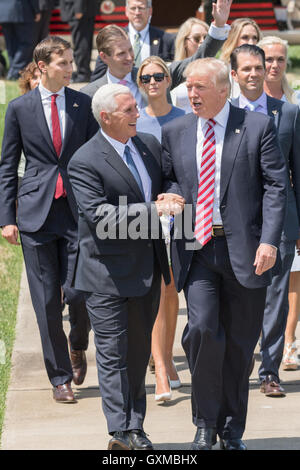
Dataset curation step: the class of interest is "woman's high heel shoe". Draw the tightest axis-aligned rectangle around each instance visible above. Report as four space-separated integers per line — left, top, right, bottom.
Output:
282 341 298 370
169 360 181 389
155 377 172 402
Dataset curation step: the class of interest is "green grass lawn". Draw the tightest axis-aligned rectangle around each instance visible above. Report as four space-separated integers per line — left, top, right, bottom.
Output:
0 80 22 445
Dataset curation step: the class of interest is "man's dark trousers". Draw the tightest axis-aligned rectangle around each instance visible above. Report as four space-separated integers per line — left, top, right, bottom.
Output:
182 237 267 438
20 197 90 387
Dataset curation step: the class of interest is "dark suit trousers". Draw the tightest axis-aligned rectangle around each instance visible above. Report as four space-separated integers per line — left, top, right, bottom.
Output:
182 237 266 439
259 239 295 382
20 198 90 387
84 262 161 435
1 22 35 79
69 16 94 79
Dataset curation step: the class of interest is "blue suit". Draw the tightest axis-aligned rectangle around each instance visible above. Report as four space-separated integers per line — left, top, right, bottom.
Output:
0 86 99 386
0 0 40 79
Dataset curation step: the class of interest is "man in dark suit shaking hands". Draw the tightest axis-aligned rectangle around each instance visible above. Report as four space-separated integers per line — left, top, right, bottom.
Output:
161 57 287 450
68 83 184 450
0 36 98 403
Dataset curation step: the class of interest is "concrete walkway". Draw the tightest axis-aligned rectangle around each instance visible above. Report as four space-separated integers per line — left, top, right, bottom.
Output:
1 265 300 451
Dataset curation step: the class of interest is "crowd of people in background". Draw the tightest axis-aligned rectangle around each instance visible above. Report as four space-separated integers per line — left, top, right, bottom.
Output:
0 0 300 451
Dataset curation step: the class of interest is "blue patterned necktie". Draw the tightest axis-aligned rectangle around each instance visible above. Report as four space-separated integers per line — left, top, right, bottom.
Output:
124 145 145 199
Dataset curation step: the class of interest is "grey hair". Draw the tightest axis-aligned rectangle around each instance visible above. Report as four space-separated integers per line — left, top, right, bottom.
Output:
92 83 131 123
184 57 230 89
126 0 152 7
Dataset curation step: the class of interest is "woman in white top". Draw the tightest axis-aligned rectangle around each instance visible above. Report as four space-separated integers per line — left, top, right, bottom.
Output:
220 17 262 98
171 17 209 112
258 35 300 370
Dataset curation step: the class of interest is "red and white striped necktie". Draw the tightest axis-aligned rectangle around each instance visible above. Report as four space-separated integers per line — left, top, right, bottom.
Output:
194 118 216 247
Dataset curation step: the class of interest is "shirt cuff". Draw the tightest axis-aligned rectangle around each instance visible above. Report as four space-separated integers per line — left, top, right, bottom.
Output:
208 23 231 41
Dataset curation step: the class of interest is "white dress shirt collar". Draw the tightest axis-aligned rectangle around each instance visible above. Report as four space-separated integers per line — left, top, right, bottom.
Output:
198 100 230 132
39 82 65 99
107 70 133 85
128 22 150 42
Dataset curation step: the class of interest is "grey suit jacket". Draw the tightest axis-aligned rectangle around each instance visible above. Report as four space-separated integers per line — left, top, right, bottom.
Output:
68 131 170 297
231 95 300 241
80 67 148 107
162 104 287 291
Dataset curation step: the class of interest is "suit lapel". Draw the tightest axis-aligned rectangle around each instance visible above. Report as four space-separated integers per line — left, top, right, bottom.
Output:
60 87 80 157
220 105 246 204
132 135 160 199
267 95 280 129
31 87 57 159
101 134 145 202
149 28 160 56
180 114 198 204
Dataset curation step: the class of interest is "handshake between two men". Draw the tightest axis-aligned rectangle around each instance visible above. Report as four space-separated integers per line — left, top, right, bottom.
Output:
155 192 185 217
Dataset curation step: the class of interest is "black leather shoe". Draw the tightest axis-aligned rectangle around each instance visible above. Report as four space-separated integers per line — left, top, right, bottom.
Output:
129 429 153 450
190 427 217 450
108 431 131 450
219 438 247 450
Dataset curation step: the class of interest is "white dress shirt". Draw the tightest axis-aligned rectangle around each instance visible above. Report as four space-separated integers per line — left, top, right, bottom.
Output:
128 22 151 63
38 83 66 140
196 100 230 225
101 129 152 202
106 70 145 110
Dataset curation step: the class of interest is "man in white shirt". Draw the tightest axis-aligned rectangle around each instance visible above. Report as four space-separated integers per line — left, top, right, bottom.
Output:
0 36 99 403
231 44 300 399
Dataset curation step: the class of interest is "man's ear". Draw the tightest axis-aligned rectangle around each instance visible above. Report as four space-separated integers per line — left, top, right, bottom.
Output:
100 110 110 125
37 60 47 74
231 68 239 84
99 51 108 65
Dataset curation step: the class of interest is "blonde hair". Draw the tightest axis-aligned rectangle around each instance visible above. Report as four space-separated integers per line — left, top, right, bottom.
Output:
174 17 209 61
137 55 171 88
220 18 262 63
258 35 296 104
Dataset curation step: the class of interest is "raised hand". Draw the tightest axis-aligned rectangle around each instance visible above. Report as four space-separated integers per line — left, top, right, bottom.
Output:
212 0 233 27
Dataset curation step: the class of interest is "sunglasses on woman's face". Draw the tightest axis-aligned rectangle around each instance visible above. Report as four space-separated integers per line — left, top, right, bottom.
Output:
140 73 166 84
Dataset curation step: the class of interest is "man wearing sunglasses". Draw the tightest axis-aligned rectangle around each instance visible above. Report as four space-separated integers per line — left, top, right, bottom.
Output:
82 0 232 100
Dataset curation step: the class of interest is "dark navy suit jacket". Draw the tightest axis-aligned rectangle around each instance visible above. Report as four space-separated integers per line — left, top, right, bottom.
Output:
231 95 300 242
162 104 287 291
0 86 99 232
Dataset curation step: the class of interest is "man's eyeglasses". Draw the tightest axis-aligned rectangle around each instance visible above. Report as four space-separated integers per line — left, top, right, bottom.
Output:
140 73 166 84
